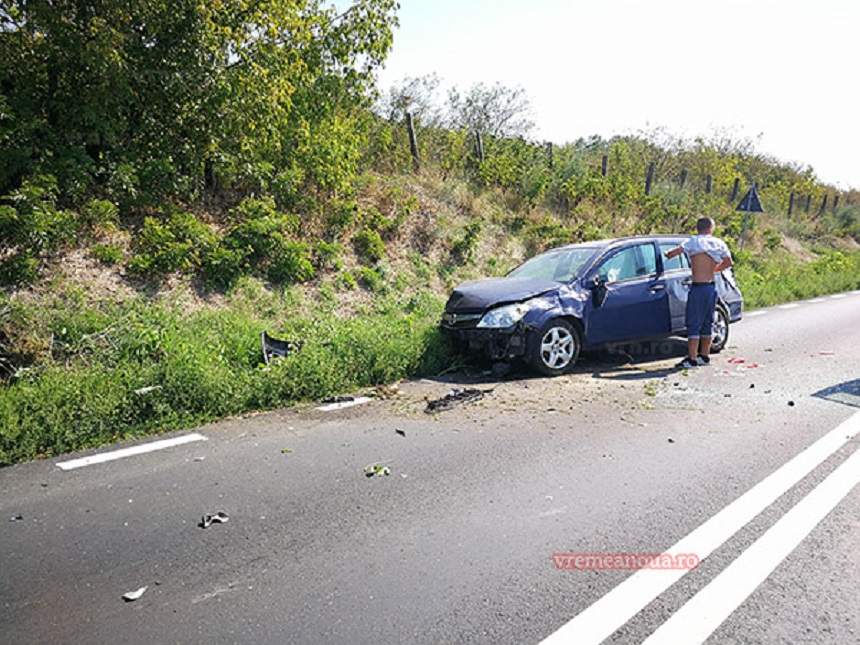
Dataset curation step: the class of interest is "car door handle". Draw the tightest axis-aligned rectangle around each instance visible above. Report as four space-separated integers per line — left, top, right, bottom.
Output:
681 278 692 286
649 284 666 292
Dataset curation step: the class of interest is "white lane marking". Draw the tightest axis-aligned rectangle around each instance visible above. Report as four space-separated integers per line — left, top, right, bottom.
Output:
746 311 767 317
538 409 860 645
316 396 372 412
56 433 207 471
830 293 846 299
808 298 827 303
643 446 860 645
778 303 801 309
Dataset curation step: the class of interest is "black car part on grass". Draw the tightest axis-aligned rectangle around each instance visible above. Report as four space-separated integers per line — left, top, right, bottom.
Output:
261 331 304 365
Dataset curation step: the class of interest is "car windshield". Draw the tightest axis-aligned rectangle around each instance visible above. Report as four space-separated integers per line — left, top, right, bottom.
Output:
507 247 597 282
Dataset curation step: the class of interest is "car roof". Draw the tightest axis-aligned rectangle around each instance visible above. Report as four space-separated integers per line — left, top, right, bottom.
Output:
555 234 691 253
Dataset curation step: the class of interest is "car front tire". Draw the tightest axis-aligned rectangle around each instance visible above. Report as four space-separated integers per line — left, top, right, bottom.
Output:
528 319 581 376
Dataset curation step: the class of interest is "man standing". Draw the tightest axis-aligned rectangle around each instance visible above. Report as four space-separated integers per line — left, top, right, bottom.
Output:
664 217 733 368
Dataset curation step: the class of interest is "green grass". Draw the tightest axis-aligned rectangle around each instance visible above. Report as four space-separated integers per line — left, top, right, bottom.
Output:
0 281 450 465
735 250 860 309
2 249 859 466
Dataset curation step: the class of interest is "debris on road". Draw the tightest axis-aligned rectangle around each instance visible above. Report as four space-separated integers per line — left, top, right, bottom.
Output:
667 437 675 443
280 448 293 454
122 586 148 602
322 395 354 404
364 462 391 478
395 429 406 437
424 387 492 414
9 514 23 522
373 383 400 399
788 400 795 407
261 331 303 365
199 511 229 529
316 395 372 412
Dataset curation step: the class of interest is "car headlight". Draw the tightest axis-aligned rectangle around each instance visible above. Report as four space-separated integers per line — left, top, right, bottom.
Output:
477 303 531 328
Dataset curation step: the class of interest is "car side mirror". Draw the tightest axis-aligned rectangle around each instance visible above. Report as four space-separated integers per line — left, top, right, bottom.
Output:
589 275 608 308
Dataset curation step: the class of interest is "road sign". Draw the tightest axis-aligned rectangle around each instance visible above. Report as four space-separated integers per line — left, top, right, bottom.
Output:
736 184 764 213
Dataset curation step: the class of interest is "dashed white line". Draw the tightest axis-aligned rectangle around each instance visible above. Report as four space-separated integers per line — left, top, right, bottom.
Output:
316 396 372 412
537 410 860 645
56 433 208 470
746 311 768 317
643 445 860 645
778 303 801 309
807 298 826 304
830 293 847 299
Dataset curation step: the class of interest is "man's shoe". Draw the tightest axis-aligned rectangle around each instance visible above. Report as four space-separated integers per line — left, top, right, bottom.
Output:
676 357 698 369
697 355 710 366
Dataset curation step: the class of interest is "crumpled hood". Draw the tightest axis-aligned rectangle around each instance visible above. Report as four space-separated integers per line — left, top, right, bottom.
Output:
445 277 560 312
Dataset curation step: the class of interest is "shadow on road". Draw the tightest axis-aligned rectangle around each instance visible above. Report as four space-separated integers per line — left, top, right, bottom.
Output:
427 338 690 386
813 378 860 408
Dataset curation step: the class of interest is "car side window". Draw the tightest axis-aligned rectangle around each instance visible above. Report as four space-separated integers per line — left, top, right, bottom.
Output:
639 243 657 276
659 243 686 271
597 247 640 283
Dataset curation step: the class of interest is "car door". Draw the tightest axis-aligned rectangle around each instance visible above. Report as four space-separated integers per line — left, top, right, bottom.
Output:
658 241 693 333
585 242 672 345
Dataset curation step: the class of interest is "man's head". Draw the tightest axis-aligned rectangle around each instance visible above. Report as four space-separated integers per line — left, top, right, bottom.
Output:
696 217 714 235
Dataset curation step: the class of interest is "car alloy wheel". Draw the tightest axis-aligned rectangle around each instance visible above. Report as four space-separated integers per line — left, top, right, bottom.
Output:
540 326 575 370
711 307 729 352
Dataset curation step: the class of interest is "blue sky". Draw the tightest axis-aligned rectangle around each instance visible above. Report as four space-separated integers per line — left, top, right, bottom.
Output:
363 0 858 187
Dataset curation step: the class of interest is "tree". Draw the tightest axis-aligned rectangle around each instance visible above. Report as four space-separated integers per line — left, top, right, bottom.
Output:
0 0 399 203
446 82 533 138
376 73 443 127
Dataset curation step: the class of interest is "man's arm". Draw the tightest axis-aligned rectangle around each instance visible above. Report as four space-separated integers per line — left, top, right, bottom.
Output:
664 245 684 259
714 255 733 273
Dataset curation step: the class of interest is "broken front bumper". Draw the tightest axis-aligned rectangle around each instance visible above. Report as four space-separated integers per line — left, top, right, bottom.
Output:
440 321 529 361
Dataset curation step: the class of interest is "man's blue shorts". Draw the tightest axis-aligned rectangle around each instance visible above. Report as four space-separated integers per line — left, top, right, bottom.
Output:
686 282 717 339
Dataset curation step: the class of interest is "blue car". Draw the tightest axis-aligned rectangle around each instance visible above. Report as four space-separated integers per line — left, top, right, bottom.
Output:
441 235 744 375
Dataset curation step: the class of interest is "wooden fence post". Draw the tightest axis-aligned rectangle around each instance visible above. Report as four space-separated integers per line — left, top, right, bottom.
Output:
730 178 740 202
474 131 485 163
645 162 655 195
545 142 553 169
678 169 688 189
705 175 712 194
832 195 840 212
818 194 828 216
601 155 608 177
788 192 794 216
405 111 420 172
805 194 812 214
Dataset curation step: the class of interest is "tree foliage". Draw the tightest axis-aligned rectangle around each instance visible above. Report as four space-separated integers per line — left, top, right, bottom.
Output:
0 0 398 203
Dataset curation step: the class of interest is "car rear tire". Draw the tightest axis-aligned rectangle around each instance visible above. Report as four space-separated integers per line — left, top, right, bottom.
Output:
710 306 730 353
528 319 581 376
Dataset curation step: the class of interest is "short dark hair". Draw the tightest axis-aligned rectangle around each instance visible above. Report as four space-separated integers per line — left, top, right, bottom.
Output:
696 217 714 234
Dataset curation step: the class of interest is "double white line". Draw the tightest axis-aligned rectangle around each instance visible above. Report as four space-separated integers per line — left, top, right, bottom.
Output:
540 409 860 645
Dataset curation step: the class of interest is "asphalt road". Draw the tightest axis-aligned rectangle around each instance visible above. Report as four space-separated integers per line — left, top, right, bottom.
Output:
2 291 860 645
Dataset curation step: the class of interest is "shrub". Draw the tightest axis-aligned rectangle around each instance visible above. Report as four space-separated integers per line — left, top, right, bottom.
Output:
267 240 316 284
336 270 358 290
450 221 482 263
357 266 384 291
128 210 216 277
313 240 343 270
353 227 386 264
80 199 119 230
91 243 124 265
